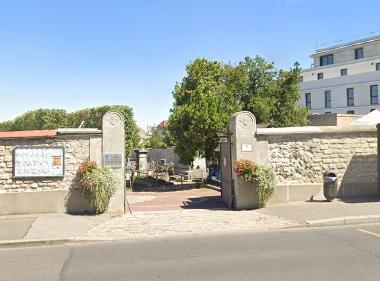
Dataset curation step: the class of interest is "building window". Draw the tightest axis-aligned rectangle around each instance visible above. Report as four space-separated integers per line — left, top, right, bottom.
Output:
347 88 354 106
355 47 364 59
317 73 323 80
376 63 380 71
325 90 331 108
341 68 348 76
370 85 378 105
347 110 355 114
305 93 311 109
320 54 334 66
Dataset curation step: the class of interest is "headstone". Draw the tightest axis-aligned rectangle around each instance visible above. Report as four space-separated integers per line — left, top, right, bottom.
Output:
135 149 148 176
102 111 125 213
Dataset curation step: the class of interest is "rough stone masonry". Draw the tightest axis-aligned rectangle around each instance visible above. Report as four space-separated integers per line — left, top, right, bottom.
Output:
0 132 101 193
257 126 377 198
0 111 126 215
0 129 104 215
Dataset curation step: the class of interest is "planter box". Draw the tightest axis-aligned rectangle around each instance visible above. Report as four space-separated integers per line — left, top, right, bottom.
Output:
234 178 259 210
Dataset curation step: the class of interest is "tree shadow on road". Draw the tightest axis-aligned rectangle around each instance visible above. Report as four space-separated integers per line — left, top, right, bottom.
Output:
180 196 229 210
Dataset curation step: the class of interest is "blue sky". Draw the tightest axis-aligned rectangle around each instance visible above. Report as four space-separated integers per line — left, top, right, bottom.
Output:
1 0 380 129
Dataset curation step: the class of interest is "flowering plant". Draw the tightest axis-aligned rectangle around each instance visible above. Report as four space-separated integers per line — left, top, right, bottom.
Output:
78 159 117 214
233 160 257 182
233 159 276 208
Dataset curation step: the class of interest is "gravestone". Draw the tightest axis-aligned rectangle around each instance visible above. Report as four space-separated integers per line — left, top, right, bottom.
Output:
227 111 269 209
135 149 148 177
102 111 125 213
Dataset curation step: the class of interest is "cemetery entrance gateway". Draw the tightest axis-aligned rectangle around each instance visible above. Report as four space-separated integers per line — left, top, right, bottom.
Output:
220 134 233 208
220 111 269 209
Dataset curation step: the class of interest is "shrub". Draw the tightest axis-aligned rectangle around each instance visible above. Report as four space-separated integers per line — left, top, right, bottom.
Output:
0 105 140 157
78 160 118 214
234 159 276 208
66 105 140 157
253 165 276 208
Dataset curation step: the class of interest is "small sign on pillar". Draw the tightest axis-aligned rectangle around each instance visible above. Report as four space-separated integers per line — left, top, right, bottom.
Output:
104 154 123 168
241 144 253 152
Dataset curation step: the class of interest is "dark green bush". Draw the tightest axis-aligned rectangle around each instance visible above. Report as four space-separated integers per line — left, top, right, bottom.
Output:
0 105 140 157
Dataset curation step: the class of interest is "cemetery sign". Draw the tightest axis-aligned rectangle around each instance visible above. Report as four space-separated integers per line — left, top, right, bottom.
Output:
13 146 65 178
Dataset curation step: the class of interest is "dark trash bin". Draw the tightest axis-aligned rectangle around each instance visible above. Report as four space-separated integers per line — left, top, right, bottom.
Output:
323 170 338 201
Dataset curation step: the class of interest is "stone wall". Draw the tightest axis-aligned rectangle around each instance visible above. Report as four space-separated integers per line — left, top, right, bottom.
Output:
145 147 188 172
143 147 207 178
256 126 377 198
0 136 98 193
0 129 103 214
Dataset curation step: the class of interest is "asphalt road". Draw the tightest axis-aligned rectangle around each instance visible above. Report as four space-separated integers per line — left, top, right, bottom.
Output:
2 224 380 281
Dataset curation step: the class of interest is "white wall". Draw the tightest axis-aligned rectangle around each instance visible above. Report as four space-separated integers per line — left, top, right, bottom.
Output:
299 72 380 114
312 39 380 67
302 57 380 82
145 147 207 173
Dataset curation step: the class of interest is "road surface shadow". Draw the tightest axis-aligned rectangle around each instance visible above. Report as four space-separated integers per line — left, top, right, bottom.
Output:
180 196 228 210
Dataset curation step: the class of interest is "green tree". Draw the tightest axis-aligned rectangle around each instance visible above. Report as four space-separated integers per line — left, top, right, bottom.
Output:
143 127 167 148
239 56 277 124
11 109 68 131
168 56 307 165
270 63 308 127
169 59 237 165
0 105 140 157
161 126 175 147
0 120 14 131
66 105 140 157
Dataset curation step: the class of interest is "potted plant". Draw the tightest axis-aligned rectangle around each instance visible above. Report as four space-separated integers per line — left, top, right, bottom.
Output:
78 159 118 214
233 159 276 208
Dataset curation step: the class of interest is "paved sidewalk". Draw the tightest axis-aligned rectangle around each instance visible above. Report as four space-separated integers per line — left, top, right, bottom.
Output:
79 209 295 240
0 216 36 240
1 192 380 247
126 188 226 212
261 197 380 226
0 212 112 245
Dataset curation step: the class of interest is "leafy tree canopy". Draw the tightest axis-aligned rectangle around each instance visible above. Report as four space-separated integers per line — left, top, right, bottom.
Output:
0 105 139 157
169 56 307 165
140 126 167 148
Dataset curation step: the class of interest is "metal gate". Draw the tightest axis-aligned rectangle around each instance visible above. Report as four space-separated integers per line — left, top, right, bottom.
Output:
220 134 233 208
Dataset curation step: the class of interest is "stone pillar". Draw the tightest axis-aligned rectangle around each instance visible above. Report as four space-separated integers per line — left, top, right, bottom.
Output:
135 149 148 176
230 111 269 210
102 111 125 213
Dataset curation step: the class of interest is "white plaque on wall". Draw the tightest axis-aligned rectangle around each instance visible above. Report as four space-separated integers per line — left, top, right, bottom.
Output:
13 147 65 178
241 144 252 152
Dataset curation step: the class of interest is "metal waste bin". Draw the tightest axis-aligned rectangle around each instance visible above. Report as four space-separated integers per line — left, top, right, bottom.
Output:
323 170 338 201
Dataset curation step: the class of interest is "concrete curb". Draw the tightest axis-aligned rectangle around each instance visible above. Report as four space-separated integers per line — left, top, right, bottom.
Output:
1 215 380 248
306 215 380 227
0 238 72 249
0 238 109 249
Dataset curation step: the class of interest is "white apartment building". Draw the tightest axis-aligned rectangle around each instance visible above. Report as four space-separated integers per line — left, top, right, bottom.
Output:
299 35 380 115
